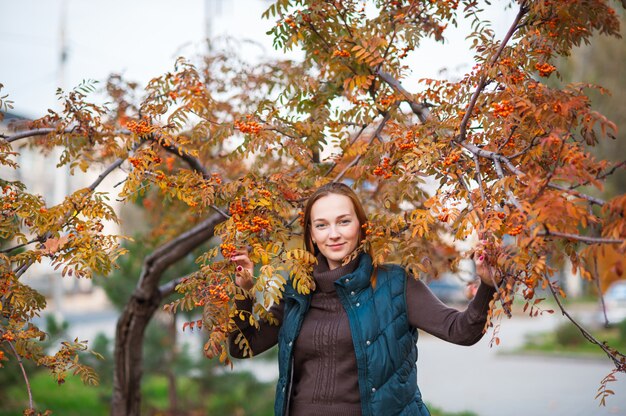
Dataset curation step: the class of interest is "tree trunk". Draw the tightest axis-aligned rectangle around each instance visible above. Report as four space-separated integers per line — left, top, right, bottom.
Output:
111 290 163 416
110 214 225 416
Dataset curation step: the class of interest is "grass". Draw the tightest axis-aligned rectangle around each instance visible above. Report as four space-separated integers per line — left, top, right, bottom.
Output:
518 323 626 357
1 373 108 416
1 373 477 416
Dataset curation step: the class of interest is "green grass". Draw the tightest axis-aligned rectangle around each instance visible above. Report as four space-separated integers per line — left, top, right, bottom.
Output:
518 324 626 357
1 373 477 416
1 373 109 416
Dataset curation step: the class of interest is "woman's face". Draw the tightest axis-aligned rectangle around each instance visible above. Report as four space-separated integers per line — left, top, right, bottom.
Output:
310 193 361 270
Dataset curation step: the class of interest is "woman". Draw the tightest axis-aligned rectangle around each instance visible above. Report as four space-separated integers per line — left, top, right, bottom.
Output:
228 182 496 416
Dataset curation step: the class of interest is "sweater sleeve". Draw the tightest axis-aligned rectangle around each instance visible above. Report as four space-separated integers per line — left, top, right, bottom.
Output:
406 277 495 346
228 297 284 358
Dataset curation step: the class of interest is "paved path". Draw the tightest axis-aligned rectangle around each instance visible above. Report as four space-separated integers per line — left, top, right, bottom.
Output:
418 313 626 416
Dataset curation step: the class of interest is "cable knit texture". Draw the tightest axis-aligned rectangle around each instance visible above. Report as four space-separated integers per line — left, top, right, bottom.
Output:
289 256 361 415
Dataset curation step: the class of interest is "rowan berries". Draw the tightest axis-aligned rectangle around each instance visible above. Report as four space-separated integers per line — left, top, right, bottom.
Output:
220 243 237 258
128 157 142 168
508 225 523 236
211 173 222 185
373 157 393 179
492 100 514 118
207 283 229 304
234 118 262 135
535 62 556 77
332 49 350 58
127 119 155 136
1 331 15 342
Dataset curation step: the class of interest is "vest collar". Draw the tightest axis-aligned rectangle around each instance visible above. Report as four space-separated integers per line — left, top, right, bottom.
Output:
333 252 373 291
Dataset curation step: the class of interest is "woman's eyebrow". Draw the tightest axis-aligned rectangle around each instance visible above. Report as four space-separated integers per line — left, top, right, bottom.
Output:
313 213 352 221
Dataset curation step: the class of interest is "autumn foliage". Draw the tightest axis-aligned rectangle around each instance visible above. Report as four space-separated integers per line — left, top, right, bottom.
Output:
1 0 626 413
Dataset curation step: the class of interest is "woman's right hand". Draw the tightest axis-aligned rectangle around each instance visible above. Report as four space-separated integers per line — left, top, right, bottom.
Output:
231 248 255 291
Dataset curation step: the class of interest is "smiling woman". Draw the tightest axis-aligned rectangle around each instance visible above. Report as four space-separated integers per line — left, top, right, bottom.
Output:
228 182 498 416
306 187 364 269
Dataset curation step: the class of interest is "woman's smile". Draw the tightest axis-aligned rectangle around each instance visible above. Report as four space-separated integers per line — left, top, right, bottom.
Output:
310 193 361 270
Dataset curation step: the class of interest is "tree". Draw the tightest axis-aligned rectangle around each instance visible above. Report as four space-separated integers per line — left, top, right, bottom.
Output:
1 0 625 414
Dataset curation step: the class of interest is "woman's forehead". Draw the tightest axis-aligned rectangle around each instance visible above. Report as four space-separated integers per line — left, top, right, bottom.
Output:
311 193 356 220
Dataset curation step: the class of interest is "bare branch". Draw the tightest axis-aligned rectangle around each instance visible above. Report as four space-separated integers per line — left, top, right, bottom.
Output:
493 157 524 211
89 158 125 192
333 111 391 183
5 127 130 144
158 140 209 178
457 3 528 143
539 229 623 245
547 279 626 369
159 275 188 298
322 123 369 178
547 183 605 206
472 155 487 202
135 213 225 300
568 160 626 190
7 341 34 410
376 70 429 122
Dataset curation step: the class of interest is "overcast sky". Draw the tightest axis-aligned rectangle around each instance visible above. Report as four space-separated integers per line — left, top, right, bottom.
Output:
0 0 516 119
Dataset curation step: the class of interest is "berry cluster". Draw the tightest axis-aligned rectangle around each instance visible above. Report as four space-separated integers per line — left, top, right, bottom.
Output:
442 153 460 168
229 199 250 217
491 100 514 118
1 186 17 211
535 62 556 77
399 142 416 150
437 208 450 222
1 331 15 342
508 224 523 236
379 95 397 107
234 116 262 135
373 157 393 179
236 216 271 233
332 49 350 58
220 243 237 259
362 222 373 236
207 283 230 304
128 157 142 169
127 119 156 136
211 173 223 185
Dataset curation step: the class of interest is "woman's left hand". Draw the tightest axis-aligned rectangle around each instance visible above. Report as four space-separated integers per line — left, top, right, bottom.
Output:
474 240 500 288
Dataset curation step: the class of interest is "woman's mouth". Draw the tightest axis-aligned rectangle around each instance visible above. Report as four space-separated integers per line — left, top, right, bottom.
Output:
327 243 345 250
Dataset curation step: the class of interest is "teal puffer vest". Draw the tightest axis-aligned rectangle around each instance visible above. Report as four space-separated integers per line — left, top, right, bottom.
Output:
275 253 430 416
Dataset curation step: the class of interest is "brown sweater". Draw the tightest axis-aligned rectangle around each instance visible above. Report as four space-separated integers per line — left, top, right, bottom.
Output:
229 256 495 415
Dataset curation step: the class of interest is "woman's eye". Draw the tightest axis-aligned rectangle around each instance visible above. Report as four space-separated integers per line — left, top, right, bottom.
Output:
340 219 351 225
315 223 327 229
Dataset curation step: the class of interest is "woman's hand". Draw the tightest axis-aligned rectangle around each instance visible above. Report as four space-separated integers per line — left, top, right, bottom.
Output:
474 240 501 288
231 248 255 291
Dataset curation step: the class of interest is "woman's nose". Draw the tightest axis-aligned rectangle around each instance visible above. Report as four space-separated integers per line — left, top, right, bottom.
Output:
329 225 340 238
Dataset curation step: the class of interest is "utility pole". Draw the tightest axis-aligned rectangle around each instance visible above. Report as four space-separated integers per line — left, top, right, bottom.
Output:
52 0 70 316
204 0 224 51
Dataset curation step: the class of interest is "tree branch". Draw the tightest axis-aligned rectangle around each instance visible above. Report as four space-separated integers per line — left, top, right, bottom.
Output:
538 229 623 245
457 2 528 143
376 70 429 122
135 213 225 300
159 275 188 298
493 157 524 211
547 279 626 369
4 127 130 144
547 183 605 206
7 340 34 411
333 111 391 183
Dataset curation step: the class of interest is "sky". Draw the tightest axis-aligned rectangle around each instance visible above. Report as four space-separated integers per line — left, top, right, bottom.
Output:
0 0 517 119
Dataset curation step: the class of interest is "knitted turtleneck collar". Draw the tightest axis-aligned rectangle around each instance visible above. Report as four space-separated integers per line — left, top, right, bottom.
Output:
313 252 361 293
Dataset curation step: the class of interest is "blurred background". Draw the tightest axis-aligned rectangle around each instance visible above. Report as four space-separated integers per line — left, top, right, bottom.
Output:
1 1 625 415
